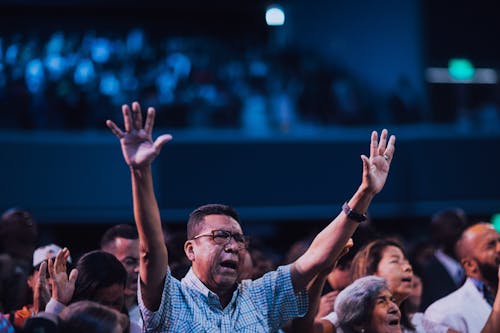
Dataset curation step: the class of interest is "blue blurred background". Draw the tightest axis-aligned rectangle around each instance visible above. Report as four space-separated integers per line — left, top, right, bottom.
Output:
1 0 500 250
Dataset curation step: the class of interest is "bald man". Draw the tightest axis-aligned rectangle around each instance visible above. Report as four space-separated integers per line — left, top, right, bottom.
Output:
424 222 500 332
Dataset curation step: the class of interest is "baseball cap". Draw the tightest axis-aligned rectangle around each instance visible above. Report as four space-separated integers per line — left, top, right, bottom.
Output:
33 244 72 268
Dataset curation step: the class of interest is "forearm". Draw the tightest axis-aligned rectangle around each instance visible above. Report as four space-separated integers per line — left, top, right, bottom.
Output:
131 166 168 285
293 186 375 289
481 291 500 333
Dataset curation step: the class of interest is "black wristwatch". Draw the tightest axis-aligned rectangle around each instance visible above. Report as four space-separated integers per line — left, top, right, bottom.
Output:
342 202 367 222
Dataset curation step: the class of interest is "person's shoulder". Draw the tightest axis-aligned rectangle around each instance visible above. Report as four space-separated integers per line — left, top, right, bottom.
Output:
424 281 471 315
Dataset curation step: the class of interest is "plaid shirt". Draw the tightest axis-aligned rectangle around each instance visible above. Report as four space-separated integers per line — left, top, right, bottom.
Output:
138 264 308 332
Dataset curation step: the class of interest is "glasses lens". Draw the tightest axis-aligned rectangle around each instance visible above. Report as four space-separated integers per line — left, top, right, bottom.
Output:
211 230 248 248
212 230 231 245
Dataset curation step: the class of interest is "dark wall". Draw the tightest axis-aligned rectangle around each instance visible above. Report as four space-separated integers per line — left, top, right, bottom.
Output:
1 127 499 224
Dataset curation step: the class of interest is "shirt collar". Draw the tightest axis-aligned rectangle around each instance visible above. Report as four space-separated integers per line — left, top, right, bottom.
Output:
470 277 495 306
181 267 240 309
182 267 213 297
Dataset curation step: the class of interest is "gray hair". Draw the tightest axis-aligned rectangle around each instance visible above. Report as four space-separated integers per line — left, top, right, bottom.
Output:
335 275 388 333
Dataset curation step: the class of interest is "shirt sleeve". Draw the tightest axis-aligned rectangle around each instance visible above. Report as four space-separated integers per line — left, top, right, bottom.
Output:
321 311 339 327
137 268 175 332
248 264 309 331
45 298 66 315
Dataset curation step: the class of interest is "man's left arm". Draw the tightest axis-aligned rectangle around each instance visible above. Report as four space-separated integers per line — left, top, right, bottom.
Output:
291 129 396 291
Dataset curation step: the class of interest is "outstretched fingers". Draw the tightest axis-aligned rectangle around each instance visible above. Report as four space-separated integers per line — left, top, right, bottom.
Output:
106 120 124 139
384 134 396 162
122 104 133 132
132 101 144 130
377 129 388 155
144 107 156 135
369 131 378 158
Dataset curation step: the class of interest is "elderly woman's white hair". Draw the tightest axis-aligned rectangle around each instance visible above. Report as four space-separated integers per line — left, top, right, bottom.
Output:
335 275 388 333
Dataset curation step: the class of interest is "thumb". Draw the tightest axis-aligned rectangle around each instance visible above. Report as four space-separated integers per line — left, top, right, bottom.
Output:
154 134 173 151
361 154 370 174
68 269 79 285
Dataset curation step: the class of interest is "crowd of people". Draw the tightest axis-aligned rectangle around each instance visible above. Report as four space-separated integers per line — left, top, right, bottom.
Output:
0 101 499 332
0 28 427 133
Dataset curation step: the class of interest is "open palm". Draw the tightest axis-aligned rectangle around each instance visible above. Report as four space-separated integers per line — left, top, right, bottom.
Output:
107 102 172 168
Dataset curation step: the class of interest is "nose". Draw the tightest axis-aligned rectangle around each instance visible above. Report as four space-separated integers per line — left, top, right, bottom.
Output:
403 260 413 273
224 236 240 252
388 302 400 316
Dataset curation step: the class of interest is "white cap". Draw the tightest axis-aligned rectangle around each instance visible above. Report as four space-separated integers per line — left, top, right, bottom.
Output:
33 244 72 268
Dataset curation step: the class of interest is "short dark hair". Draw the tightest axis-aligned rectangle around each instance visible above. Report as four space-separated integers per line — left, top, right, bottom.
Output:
187 204 241 239
100 224 138 249
71 251 127 304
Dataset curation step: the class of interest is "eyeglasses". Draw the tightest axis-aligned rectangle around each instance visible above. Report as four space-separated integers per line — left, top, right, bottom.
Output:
192 230 249 249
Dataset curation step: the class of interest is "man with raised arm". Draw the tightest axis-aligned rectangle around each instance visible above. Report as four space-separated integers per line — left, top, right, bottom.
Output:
106 101 396 332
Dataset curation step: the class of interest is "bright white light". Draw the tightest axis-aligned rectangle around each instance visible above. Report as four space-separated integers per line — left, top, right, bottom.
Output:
266 6 285 26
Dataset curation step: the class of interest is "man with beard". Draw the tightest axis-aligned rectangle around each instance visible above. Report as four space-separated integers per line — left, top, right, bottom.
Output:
425 222 500 332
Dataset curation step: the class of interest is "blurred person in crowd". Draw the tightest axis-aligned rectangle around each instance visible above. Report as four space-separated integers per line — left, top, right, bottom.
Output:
106 101 395 331
335 275 402 333
404 275 423 316
0 208 38 313
425 223 500 332
59 300 129 333
283 239 353 333
161 228 191 280
101 224 141 328
7 244 71 330
0 313 14 333
44 249 141 333
321 238 456 333
419 208 468 311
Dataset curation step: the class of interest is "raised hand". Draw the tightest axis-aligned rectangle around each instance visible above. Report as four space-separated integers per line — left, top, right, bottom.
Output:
106 102 172 169
48 247 78 305
360 129 396 195
33 260 51 313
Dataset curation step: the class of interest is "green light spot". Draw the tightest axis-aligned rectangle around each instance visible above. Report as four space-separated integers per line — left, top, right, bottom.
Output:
492 213 500 233
448 58 475 80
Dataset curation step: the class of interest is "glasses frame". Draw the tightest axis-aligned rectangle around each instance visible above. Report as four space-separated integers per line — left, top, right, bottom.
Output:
192 229 249 249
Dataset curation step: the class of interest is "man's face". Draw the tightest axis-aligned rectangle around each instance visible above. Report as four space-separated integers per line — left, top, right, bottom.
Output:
470 225 500 285
187 214 246 294
104 237 140 298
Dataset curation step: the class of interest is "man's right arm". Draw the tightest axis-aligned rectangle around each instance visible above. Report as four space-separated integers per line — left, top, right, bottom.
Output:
107 102 172 310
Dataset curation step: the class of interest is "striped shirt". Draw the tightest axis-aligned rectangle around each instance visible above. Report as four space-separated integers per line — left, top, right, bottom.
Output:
138 264 308 332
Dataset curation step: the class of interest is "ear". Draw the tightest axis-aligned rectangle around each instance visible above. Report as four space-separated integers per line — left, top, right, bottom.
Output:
461 257 477 275
184 240 195 262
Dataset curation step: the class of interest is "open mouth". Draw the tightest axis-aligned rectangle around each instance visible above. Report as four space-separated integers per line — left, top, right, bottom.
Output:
220 260 238 270
401 277 412 283
388 319 400 326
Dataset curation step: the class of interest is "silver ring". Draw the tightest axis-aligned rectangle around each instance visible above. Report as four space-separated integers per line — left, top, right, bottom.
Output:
383 154 390 161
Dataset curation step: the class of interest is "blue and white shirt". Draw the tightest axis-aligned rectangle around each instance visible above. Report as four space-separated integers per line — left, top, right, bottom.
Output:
138 264 308 332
